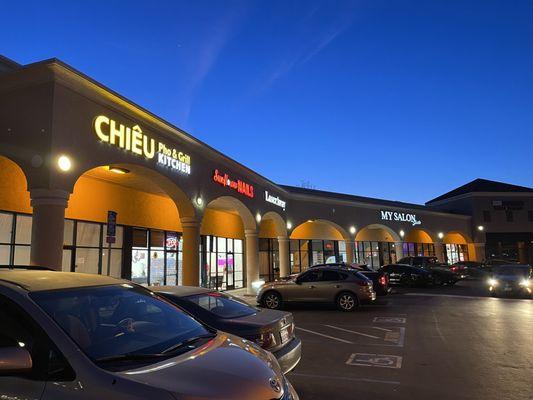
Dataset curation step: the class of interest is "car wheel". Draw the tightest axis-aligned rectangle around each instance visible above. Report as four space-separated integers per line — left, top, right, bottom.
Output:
336 292 358 312
262 291 282 310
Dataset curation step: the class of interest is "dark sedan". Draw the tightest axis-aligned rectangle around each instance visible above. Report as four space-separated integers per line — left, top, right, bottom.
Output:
380 264 434 287
153 286 302 374
488 265 532 298
398 256 459 285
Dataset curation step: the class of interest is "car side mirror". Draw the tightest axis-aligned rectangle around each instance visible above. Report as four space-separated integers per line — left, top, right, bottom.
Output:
0 346 33 375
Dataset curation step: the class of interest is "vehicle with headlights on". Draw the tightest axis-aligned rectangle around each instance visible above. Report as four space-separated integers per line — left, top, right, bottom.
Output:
487 264 532 298
257 265 376 312
0 267 298 400
153 286 301 374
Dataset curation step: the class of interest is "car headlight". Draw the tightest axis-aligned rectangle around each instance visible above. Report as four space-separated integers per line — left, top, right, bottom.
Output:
519 279 530 287
488 278 498 286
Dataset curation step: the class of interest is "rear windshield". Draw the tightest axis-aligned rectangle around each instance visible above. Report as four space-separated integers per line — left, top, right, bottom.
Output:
185 292 257 319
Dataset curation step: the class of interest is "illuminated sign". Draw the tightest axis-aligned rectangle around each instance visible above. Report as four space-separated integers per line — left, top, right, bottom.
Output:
265 191 286 210
213 169 254 198
380 210 421 226
94 115 191 175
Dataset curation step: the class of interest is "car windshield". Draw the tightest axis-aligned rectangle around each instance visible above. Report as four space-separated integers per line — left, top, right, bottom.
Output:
493 265 531 277
185 292 257 319
30 284 211 366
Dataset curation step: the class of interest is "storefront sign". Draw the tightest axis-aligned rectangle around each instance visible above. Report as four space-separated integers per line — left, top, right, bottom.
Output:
264 190 286 210
93 115 191 175
380 210 421 226
213 169 254 198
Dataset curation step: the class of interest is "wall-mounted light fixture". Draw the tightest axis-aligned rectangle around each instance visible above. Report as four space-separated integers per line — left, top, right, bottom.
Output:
57 155 72 172
477 225 484 231
286 221 293 230
196 197 203 207
256 213 262 223
399 230 405 238
349 226 356 235
438 232 444 239
103 165 130 174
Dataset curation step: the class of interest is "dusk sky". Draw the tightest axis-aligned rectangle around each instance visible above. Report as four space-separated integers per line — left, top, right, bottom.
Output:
2 0 532 204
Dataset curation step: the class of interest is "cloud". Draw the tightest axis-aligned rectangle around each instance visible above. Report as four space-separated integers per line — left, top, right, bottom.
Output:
258 6 356 93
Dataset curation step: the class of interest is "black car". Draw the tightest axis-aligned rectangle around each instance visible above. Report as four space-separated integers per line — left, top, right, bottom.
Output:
398 256 459 285
312 262 390 296
451 261 485 277
153 286 302 374
488 265 532 298
380 264 433 287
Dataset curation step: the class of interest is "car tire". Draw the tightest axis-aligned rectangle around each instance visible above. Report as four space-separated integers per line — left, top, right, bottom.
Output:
336 292 358 312
262 291 283 310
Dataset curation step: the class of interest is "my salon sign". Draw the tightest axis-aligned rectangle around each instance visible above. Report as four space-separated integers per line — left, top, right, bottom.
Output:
380 210 421 226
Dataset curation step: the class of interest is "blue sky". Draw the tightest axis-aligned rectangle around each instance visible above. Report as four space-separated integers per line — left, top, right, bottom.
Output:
2 0 532 204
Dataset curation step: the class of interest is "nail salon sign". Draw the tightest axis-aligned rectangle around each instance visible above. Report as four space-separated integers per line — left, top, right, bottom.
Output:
380 210 421 226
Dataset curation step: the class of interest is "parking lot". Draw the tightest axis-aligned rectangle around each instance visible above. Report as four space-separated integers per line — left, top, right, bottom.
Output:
280 280 532 400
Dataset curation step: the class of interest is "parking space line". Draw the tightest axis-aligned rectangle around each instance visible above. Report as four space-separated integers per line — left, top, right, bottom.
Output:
289 372 400 386
297 327 354 344
324 324 380 339
372 326 392 332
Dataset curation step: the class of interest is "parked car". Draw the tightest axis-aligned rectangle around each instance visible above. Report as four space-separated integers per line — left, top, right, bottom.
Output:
153 286 301 374
0 267 298 400
483 258 519 272
487 264 532 298
398 256 459 285
450 261 485 277
257 265 376 312
311 263 389 296
380 264 434 287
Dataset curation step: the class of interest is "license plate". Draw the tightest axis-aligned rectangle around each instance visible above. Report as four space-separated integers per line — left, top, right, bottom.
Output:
280 327 290 344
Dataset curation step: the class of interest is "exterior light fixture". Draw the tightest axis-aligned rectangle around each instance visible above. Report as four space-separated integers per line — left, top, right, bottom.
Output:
196 197 203 207
349 226 356 235
399 230 405 238
307 219 313 223
256 213 262 223
57 155 72 172
477 225 484 231
286 221 292 230
438 232 444 239
103 165 130 174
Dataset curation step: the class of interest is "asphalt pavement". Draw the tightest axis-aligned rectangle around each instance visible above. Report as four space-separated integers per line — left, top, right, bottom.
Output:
283 279 532 400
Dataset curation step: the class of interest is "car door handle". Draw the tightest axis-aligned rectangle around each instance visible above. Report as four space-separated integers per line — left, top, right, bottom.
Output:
308 285 316 289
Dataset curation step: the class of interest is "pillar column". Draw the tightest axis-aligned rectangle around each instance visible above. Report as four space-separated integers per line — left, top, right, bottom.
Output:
277 236 290 278
434 242 444 263
30 189 69 271
181 217 200 286
517 241 527 264
473 243 486 262
245 229 259 295
345 240 354 263
394 243 404 262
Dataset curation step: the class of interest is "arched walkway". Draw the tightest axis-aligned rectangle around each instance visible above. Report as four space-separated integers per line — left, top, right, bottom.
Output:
258 211 288 281
201 196 257 293
64 163 197 285
354 224 402 268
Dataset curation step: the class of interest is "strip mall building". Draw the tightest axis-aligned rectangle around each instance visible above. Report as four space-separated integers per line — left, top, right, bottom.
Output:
1 55 532 292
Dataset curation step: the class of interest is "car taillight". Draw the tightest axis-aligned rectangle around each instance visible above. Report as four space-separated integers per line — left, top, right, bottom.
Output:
254 331 277 349
379 276 387 286
450 266 458 272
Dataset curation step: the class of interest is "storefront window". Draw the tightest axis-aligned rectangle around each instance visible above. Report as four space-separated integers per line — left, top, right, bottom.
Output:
259 238 280 282
200 236 244 291
445 244 468 264
355 241 399 269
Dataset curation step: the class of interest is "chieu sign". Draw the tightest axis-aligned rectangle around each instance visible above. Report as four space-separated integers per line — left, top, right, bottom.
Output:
380 210 421 226
93 115 191 175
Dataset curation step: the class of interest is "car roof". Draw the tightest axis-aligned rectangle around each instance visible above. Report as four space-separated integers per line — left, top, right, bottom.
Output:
151 285 213 297
0 269 126 292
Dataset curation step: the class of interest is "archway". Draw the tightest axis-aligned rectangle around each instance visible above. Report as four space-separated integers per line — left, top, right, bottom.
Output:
0 156 31 266
290 219 350 271
403 228 436 258
66 163 195 285
258 211 287 282
355 224 402 268
201 196 256 292
442 231 471 263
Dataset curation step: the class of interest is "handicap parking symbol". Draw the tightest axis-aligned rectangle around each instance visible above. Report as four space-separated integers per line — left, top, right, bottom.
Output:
346 353 403 369
373 317 406 324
